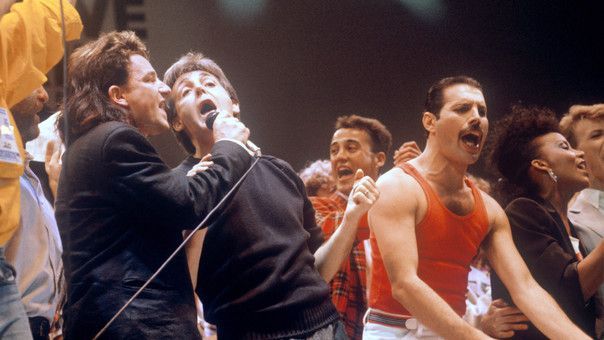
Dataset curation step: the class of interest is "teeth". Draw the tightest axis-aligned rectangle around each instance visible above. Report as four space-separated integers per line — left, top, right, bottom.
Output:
462 140 479 148
461 132 481 148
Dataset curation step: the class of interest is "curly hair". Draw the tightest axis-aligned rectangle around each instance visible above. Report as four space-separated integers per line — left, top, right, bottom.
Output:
488 105 560 205
58 31 148 144
334 115 392 155
298 159 334 197
163 52 238 155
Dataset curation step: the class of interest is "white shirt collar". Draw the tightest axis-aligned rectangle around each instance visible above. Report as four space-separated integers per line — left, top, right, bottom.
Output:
578 188 604 211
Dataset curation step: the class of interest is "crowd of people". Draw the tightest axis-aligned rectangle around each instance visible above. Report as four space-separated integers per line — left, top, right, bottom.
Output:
1 1 602 339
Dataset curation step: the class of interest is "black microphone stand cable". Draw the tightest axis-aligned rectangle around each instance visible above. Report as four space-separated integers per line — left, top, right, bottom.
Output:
93 154 260 340
58 4 261 338
57 1 70 337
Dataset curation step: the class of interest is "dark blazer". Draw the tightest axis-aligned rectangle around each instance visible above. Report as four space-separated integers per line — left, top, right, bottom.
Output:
491 196 596 339
55 122 251 340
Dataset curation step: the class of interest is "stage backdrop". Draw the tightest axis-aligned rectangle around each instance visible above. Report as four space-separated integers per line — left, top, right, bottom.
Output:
45 0 603 179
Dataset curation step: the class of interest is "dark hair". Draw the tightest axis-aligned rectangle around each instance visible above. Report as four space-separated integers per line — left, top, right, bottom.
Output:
334 115 392 155
425 76 482 118
163 52 238 154
488 105 560 205
58 31 148 144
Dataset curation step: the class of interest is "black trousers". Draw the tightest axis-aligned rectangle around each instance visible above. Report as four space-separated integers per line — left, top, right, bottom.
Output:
29 316 50 340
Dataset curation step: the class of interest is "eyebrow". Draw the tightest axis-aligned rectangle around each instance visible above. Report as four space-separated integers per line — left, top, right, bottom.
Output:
331 139 361 146
175 78 191 89
452 101 487 111
141 70 157 80
174 73 216 90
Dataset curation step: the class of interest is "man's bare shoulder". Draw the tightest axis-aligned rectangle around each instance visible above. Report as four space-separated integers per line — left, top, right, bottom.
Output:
377 167 423 196
373 166 425 219
477 189 507 231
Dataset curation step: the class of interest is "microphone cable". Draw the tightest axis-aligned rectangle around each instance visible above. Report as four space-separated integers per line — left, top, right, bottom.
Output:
59 0 69 146
57 4 261 337
93 152 261 340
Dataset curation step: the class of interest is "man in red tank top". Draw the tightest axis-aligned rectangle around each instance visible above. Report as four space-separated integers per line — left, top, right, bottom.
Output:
365 76 591 339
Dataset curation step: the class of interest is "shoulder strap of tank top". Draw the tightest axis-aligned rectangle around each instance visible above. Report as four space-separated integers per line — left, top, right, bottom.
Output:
398 162 439 209
464 177 489 225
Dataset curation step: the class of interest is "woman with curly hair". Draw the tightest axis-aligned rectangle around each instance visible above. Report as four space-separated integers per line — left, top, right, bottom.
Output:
488 105 604 339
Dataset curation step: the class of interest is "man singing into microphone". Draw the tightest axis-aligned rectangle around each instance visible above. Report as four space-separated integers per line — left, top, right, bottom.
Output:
55 32 253 339
164 52 378 339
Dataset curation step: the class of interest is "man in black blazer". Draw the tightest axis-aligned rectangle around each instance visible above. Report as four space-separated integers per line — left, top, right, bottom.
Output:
54 31 253 339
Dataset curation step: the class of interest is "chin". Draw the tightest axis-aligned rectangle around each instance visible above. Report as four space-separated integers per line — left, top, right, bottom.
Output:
467 157 480 165
569 178 590 194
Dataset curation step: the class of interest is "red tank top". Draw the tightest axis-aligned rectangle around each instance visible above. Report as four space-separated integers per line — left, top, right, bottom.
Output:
369 163 489 317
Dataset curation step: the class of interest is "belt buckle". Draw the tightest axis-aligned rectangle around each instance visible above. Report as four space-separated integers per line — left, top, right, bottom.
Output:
404 318 418 330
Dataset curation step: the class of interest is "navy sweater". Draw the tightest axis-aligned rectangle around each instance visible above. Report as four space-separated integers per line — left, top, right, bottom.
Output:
176 155 339 339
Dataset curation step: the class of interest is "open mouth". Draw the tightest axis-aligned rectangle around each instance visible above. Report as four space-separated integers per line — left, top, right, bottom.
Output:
577 160 587 170
460 130 482 150
337 167 354 179
199 100 217 115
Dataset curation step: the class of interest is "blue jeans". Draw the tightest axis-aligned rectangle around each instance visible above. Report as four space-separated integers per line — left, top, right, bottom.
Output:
0 247 32 339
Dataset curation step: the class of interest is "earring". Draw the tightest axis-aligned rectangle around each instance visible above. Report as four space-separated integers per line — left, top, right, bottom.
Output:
547 169 558 183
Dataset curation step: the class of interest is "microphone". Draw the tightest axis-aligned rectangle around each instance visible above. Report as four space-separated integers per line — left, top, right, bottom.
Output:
203 110 220 130
205 110 261 156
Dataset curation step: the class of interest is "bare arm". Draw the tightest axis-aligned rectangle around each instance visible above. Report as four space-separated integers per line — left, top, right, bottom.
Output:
314 169 378 281
369 169 489 339
577 239 604 299
482 195 590 340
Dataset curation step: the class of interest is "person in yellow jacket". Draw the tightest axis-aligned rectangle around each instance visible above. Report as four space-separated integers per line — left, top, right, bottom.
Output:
0 0 81 338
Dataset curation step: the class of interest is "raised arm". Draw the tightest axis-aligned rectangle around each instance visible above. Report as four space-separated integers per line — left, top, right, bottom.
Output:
369 169 489 339
103 125 252 230
481 194 590 340
314 169 378 281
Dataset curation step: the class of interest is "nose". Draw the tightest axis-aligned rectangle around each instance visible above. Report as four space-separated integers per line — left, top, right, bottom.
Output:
158 80 170 96
332 148 347 162
468 115 481 128
193 81 207 97
574 148 585 159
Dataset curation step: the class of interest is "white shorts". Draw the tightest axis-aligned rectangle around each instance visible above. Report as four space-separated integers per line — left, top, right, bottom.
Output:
362 309 443 340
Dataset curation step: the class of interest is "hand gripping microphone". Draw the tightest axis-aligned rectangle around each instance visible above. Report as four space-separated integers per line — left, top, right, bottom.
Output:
205 110 261 156
93 111 261 340
203 110 221 130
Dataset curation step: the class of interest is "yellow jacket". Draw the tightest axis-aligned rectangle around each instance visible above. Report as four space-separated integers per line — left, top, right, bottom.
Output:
0 0 82 245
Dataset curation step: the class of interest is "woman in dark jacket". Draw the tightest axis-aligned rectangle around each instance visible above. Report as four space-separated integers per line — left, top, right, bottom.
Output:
488 105 604 339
